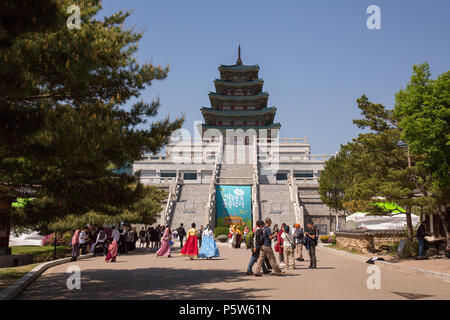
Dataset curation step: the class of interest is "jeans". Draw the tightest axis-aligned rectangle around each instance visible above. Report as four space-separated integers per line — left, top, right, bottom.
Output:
418 239 425 257
247 250 268 273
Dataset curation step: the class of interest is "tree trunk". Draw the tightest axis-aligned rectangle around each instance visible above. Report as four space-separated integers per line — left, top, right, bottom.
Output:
405 205 413 241
437 205 450 245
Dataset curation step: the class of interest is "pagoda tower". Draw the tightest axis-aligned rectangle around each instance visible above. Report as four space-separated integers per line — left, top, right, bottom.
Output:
200 46 281 144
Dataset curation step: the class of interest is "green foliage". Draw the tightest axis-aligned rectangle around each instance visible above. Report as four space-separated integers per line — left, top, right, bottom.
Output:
214 226 229 238
0 1 183 229
397 240 419 259
395 63 450 190
245 231 254 249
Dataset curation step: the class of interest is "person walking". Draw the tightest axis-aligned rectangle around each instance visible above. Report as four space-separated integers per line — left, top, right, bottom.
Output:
246 220 270 275
71 229 80 261
139 227 146 248
198 225 220 259
156 226 172 258
275 223 286 268
181 223 199 260
281 225 295 270
416 220 430 259
198 225 204 248
293 223 305 262
177 223 187 248
305 222 319 269
254 218 285 276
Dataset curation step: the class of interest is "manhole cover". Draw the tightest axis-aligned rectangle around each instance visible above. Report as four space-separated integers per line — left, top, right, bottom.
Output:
391 292 434 300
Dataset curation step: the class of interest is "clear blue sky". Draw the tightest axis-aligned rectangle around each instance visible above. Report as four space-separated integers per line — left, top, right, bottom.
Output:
101 0 449 155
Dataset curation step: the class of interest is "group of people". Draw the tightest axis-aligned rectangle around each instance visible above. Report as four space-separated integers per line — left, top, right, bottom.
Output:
71 224 142 263
70 219 318 272
246 218 319 276
138 225 166 250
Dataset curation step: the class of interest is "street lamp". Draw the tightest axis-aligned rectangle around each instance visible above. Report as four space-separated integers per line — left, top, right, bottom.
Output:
326 189 345 232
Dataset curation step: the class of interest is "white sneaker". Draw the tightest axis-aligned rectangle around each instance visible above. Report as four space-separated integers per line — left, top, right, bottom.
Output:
280 263 286 268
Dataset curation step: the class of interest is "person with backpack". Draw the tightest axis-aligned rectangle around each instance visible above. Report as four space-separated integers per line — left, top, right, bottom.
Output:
254 218 285 276
246 220 270 275
293 223 305 262
305 222 319 269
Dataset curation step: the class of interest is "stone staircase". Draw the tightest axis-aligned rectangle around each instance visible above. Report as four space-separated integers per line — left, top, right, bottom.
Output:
171 184 210 229
218 145 254 185
259 184 296 226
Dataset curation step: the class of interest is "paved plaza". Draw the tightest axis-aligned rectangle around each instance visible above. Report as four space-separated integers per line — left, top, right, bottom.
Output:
18 245 450 300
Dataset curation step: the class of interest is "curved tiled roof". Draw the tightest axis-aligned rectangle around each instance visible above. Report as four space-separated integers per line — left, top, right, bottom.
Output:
209 92 269 100
201 106 276 115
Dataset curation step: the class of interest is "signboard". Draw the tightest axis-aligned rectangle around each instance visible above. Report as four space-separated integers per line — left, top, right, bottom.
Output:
216 185 252 229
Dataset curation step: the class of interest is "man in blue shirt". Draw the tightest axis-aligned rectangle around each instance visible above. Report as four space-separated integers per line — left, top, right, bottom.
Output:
254 218 285 276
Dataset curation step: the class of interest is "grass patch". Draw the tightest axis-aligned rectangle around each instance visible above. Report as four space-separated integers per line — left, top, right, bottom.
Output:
11 246 72 264
0 263 40 291
0 246 72 291
325 244 364 255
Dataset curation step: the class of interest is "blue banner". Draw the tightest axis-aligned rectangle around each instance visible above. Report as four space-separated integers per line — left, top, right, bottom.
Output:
216 185 252 229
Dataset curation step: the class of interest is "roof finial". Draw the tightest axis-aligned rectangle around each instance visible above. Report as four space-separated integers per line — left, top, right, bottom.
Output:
236 44 242 65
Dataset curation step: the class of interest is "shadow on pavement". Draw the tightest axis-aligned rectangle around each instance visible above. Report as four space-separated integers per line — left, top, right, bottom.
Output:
18 266 270 300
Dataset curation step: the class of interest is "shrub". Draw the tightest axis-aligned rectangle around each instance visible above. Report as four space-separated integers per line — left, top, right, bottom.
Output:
217 235 229 243
320 235 330 243
396 240 419 259
331 235 336 244
214 226 229 238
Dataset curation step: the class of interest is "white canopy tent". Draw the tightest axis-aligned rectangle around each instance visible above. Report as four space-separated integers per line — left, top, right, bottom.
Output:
345 212 420 230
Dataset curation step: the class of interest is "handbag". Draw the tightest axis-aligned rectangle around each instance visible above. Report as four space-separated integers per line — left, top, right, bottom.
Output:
284 232 296 250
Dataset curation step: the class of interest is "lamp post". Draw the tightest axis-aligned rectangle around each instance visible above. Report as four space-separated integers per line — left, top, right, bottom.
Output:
326 189 345 232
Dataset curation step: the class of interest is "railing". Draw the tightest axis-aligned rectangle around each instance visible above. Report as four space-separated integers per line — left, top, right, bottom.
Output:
256 137 309 144
162 175 183 227
204 135 223 228
252 135 260 226
288 174 303 225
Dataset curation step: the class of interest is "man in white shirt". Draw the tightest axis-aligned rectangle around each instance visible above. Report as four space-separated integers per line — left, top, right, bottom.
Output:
281 225 295 270
78 227 89 255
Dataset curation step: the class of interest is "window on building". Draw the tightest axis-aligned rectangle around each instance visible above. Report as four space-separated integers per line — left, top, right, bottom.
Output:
294 171 314 178
160 172 176 178
183 173 197 180
276 173 288 181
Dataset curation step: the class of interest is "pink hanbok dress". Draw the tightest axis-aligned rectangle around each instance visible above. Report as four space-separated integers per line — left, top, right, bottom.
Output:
156 228 172 257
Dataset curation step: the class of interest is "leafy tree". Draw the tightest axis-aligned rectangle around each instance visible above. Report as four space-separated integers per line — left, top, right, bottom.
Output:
0 1 183 233
320 95 419 239
394 63 450 242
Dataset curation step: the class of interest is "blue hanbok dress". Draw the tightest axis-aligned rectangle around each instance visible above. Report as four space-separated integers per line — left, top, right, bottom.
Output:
198 230 220 259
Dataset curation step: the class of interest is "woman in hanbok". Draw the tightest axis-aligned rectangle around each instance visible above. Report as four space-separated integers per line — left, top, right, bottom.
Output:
198 225 220 259
180 223 199 260
105 240 118 262
156 226 172 258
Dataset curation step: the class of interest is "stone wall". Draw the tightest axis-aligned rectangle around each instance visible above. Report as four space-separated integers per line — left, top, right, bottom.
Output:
336 230 405 254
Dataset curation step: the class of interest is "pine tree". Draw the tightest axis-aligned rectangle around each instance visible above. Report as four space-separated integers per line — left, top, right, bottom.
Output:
0 1 183 232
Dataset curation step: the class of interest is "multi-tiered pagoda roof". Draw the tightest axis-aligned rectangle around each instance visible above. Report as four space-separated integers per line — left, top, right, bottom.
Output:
200 46 281 135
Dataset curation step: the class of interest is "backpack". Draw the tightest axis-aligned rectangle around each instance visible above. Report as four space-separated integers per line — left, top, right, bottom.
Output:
255 228 264 247
245 231 254 249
